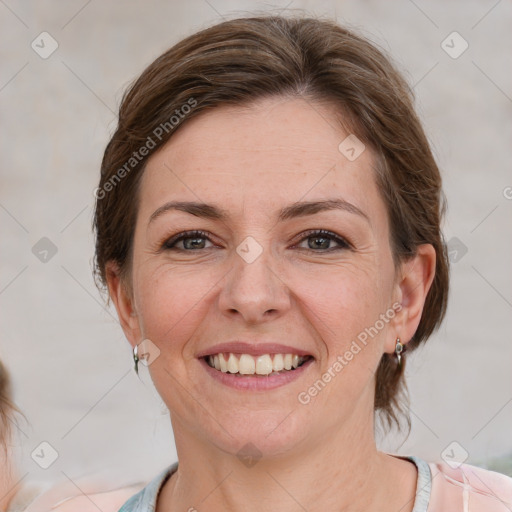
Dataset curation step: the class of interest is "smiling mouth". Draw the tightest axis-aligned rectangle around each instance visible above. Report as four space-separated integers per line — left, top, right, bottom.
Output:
202 353 313 376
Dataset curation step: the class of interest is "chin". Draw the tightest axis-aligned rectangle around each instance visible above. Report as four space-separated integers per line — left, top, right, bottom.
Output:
201 408 313 462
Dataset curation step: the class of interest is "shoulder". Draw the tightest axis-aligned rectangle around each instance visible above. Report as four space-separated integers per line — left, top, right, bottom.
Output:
47 486 144 512
428 460 512 511
21 481 144 512
117 463 179 511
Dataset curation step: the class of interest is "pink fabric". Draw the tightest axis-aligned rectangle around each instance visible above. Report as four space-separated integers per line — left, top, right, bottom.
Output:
18 482 144 511
427 461 512 511
13 460 512 511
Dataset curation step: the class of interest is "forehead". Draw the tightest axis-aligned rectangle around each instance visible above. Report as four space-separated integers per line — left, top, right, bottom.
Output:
139 96 382 221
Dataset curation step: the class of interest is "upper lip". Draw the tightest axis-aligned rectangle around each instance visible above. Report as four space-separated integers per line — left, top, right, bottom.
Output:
196 341 314 358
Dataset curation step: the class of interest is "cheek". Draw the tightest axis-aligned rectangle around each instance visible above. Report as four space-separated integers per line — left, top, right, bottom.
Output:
291 260 393 361
133 262 222 355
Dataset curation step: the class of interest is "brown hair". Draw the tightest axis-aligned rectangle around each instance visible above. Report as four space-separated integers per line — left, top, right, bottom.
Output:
0 360 17 452
93 15 449 435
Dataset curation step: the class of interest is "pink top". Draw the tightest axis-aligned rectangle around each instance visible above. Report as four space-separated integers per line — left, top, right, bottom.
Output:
116 456 512 511
11 456 512 511
426 459 512 511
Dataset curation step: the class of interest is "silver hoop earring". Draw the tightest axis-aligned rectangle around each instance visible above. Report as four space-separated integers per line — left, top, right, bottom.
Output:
395 337 405 368
133 344 139 375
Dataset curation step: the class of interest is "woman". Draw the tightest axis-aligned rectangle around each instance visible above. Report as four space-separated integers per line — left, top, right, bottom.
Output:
0 359 47 511
1 359 21 511
93 15 512 511
1 359 141 511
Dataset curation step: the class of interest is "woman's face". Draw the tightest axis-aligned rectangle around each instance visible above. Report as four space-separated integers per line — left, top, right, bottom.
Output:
110 96 428 458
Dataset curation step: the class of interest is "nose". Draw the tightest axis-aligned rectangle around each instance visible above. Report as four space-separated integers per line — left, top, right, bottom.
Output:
217 239 291 324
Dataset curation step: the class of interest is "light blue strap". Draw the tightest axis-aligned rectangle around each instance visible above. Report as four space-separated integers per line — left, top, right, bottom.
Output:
408 455 432 512
117 457 431 511
118 462 178 512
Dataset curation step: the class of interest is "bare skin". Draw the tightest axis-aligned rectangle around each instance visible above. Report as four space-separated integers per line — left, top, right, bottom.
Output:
108 96 435 512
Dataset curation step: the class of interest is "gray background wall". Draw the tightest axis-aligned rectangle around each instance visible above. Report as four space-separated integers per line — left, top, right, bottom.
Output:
1 0 511 489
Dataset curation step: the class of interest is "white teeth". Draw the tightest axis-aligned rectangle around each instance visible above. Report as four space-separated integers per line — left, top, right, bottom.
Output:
255 354 273 375
227 353 238 373
273 353 284 371
219 353 228 372
205 352 310 375
238 354 255 375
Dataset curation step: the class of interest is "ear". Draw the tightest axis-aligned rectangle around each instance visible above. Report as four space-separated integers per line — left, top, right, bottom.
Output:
385 244 436 353
105 261 141 349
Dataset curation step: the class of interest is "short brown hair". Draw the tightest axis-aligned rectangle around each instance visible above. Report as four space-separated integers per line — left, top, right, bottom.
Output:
94 15 449 434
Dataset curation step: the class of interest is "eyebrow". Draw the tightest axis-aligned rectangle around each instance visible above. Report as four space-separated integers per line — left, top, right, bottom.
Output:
148 198 370 225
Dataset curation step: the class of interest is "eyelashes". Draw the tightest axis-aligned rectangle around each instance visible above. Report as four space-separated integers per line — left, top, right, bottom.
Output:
162 230 213 251
161 229 352 253
296 229 351 251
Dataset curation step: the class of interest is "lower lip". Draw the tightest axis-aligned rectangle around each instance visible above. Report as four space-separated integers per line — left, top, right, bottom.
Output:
198 357 314 391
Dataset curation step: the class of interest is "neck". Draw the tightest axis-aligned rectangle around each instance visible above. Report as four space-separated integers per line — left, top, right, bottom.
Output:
157 396 417 512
